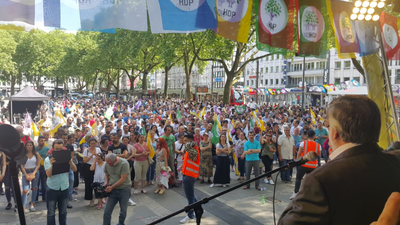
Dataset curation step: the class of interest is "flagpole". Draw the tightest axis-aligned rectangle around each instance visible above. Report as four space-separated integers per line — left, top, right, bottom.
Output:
302 56 306 113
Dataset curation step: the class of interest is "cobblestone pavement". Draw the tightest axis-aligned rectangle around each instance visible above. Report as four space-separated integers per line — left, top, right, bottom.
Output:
0 166 298 225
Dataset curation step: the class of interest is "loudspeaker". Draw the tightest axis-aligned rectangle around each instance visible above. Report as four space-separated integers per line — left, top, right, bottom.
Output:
0 124 27 164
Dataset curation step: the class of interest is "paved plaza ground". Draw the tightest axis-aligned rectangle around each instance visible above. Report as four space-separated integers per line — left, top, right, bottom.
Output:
0 168 296 225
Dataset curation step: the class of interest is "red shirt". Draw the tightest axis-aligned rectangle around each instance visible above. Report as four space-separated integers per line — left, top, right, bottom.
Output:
21 135 31 145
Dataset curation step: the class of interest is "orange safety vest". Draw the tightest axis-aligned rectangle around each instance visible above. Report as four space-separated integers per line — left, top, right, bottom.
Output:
182 146 200 178
301 140 320 169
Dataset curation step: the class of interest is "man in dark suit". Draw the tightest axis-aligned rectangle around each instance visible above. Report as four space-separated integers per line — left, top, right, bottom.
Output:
278 95 400 225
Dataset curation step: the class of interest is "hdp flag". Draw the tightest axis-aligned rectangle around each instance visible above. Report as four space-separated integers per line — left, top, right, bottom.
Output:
104 106 114 120
0 0 35 25
147 131 155 158
176 109 182 119
380 12 400 60
256 0 295 53
297 0 328 58
148 0 206 33
157 0 217 31
353 20 378 57
215 0 253 43
326 0 360 59
211 119 220 145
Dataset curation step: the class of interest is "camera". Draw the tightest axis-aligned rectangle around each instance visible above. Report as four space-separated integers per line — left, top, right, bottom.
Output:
91 182 111 198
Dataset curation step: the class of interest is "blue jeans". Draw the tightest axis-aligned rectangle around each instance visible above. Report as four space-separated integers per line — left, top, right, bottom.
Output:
22 168 39 208
279 159 292 181
103 186 131 225
182 175 198 219
46 188 69 225
146 156 156 182
321 150 329 164
68 170 74 200
37 166 47 201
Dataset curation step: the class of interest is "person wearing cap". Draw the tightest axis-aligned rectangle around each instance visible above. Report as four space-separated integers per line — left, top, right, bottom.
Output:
178 134 201 224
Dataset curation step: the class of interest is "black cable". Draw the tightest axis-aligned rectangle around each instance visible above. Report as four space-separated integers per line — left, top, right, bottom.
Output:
272 172 280 225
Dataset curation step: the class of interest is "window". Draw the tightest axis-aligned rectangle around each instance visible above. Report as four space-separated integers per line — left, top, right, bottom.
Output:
276 66 279 73
247 70 249 75
261 80 263 85
265 79 268 85
281 78 285 85
270 67 273 73
247 80 249 86
310 62 315 70
315 76 323 84
276 79 279 85
334 78 341 83
395 69 400 84
251 80 254 86
354 77 360 83
260 68 263 73
335 61 341 69
270 79 273 85
265 67 268 73
344 77 350 81
281 66 285 72
344 61 351 68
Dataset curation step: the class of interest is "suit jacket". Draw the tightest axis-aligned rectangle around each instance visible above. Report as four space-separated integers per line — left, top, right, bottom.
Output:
278 143 400 225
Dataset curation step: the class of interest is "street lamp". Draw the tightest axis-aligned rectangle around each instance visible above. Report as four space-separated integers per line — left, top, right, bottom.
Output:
351 0 385 21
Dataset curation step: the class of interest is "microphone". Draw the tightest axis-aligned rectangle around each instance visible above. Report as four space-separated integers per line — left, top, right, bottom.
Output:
288 151 319 167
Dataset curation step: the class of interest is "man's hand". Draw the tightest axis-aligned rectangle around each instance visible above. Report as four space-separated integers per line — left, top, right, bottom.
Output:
279 156 283 162
104 182 109 187
105 186 113 193
241 154 245 160
50 158 56 165
371 192 400 225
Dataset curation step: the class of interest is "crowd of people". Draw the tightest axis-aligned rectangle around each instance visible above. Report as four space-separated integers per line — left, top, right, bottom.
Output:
0 95 378 225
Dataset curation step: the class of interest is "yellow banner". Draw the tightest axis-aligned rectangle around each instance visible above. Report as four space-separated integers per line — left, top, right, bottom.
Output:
215 0 253 43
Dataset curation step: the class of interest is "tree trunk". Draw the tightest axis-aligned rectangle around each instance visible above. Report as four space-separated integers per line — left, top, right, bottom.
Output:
142 72 148 91
10 75 16 96
36 78 40 93
116 70 120 99
223 73 234 105
64 79 67 95
185 72 192 101
164 67 169 99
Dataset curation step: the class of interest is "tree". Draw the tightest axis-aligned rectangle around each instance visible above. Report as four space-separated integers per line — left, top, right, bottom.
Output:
0 30 18 95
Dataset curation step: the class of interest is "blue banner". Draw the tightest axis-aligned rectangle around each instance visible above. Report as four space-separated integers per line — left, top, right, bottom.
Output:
158 0 217 31
0 0 35 25
354 20 379 57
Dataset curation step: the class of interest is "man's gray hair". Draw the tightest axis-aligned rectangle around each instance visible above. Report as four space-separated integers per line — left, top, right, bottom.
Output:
106 153 117 162
283 125 290 130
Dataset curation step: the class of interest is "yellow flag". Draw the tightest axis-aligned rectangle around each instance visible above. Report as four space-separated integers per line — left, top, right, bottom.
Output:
146 132 155 158
169 113 173 121
310 109 317 125
79 137 86 145
215 0 253 43
32 122 39 138
214 113 222 131
91 122 98 137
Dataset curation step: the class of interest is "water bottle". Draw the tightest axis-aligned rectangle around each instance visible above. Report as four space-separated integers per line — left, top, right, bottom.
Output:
261 195 265 205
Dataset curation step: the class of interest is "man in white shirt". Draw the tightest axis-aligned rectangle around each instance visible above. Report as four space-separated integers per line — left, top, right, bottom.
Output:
278 126 295 183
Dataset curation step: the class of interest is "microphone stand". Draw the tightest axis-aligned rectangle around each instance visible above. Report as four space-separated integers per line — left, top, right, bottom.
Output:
148 161 300 225
9 160 26 225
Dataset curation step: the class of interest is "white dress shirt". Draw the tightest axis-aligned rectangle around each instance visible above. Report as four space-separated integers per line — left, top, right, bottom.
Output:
278 135 295 160
329 143 360 160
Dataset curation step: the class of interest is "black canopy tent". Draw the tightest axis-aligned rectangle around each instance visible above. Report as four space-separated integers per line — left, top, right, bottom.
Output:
8 86 49 123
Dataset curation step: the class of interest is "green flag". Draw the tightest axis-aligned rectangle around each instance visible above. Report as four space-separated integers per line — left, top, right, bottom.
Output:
235 105 246 115
250 117 255 128
176 109 182 119
141 126 146 136
297 0 328 58
104 107 113 120
211 120 220 145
